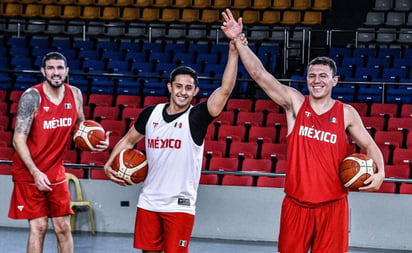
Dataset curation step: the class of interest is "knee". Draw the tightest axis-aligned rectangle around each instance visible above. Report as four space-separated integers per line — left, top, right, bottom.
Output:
53 217 72 236
30 219 49 235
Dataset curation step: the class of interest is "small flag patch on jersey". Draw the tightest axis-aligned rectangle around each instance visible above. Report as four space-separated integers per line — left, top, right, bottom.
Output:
330 117 336 123
179 240 187 247
174 122 182 128
65 103 72 109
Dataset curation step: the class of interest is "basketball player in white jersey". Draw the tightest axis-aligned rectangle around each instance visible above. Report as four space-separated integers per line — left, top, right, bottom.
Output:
104 39 240 252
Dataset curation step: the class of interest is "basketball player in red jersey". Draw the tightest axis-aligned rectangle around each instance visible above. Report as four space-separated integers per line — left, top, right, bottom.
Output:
8 52 109 253
104 41 239 252
221 9 385 253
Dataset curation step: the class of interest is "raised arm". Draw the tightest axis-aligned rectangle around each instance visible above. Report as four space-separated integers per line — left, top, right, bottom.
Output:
344 104 385 191
221 9 303 113
206 40 239 117
13 88 52 191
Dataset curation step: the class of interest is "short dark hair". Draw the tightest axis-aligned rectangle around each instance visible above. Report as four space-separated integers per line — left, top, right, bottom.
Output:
42 52 68 68
169 66 199 86
307 56 337 77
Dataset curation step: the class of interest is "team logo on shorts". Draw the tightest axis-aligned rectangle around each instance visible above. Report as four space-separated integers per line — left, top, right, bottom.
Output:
17 205 24 211
179 240 187 247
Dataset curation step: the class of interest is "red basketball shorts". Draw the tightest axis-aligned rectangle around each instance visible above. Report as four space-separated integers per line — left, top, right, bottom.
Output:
134 208 195 253
278 196 349 253
9 180 74 220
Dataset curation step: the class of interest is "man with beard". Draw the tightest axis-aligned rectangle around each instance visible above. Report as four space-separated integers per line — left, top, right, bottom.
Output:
8 52 109 253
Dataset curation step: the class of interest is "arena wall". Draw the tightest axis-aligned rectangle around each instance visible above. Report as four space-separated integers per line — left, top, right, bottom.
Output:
1 175 411 250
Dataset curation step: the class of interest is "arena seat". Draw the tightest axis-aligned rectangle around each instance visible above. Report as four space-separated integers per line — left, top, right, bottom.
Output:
369 103 398 118
228 141 258 159
204 139 227 158
385 164 410 178
248 126 277 144
257 176 285 188
217 125 247 142
221 175 254 187
209 157 239 172
236 111 265 126
260 143 288 160
199 174 219 185
226 98 253 112
271 0 290 10
399 183 412 194
241 158 272 172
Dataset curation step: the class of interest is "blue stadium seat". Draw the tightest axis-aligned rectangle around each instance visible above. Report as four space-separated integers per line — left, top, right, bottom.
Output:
172 52 195 65
357 84 383 103
96 41 118 52
196 53 219 65
101 51 123 61
386 85 412 104
332 84 356 102
73 40 95 51
341 57 365 69
107 60 131 74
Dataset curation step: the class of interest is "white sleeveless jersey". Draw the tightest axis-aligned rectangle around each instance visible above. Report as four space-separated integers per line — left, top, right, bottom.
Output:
137 104 204 215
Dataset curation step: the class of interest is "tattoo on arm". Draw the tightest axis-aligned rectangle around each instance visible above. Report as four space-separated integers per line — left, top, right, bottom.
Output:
14 89 40 136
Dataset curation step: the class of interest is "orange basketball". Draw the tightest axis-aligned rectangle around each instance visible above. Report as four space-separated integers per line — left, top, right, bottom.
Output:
339 153 374 191
73 120 106 151
112 148 148 185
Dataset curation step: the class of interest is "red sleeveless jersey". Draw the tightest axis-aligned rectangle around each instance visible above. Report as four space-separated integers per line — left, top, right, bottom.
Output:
285 96 349 205
12 83 77 183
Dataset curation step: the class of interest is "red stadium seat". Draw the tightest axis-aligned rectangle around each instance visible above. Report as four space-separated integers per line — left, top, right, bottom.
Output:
399 183 412 194
400 104 412 118
63 150 78 163
361 116 386 131
236 111 264 126
122 107 144 120
221 175 254 186
199 174 219 185
115 95 141 108
385 164 410 178
9 90 24 103
228 142 258 159
0 115 9 131
348 102 368 116
88 94 114 107
241 158 272 172
217 125 247 142
0 130 13 147
392 148 412 165
99 119 126 137
254 99 282 113
80 151 110 165
260 143 288 160
0 164 13 175
0 146 14 160
375 182 396 193
369 103 398 118
209 157 239 172
265 112 287 128
249 126 277 144
387 117 412 132
374 130 404 148
204 140 227 158
275 159 287 173
257 176 285 188
65 167 84 179
93 106 120 120
213 111 235 125
143 96 169 107
226 98 253 112
90 169 109 180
